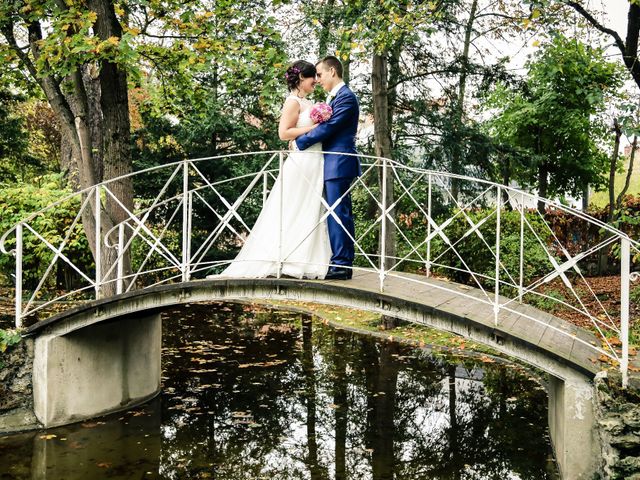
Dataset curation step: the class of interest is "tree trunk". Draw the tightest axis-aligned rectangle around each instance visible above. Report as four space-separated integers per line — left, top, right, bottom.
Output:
451 0 479 200
537 161 548 214
581 185 589 211
3 1 134 298
448 363 460 479
458 0 478 116
608 118 622 222
89 0 134 294
317 0 335 58
59 131 79 189
369 342 399 480
372 53 396 270
302 318 327 480
333 332 348 480
615 135 637 215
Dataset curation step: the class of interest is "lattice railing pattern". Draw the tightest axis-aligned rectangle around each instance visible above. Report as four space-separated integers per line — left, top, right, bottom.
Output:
1 152 638 384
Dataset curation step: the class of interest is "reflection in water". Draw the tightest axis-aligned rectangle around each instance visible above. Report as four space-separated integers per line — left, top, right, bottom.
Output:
0 303 558 479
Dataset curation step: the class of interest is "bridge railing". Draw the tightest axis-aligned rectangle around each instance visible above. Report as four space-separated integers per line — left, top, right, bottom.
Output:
1 151 638 384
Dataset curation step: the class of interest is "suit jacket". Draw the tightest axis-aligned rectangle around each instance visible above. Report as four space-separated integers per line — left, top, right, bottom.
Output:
295 85 361 181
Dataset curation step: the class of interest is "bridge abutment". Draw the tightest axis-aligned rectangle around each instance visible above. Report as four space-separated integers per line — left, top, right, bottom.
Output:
32 312 161 428
548 373 598 479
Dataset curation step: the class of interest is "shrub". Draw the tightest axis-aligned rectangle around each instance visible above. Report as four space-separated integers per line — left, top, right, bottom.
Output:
0 174 93 290
429 208 557 289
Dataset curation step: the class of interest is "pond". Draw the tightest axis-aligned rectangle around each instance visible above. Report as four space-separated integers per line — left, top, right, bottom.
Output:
0 302 559 479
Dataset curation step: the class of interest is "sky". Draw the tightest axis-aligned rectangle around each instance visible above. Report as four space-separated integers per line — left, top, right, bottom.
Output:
608 0 629 35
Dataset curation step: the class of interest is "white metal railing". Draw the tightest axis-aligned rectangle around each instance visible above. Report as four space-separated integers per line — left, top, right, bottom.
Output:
1 151 638 385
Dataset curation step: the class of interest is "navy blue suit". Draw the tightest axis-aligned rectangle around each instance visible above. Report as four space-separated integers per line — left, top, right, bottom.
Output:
295 85 360 267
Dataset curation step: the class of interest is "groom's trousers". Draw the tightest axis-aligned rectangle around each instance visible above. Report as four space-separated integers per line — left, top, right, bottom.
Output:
325 178 355 267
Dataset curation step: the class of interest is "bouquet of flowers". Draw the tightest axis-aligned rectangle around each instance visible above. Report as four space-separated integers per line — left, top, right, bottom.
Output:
309 102 332 124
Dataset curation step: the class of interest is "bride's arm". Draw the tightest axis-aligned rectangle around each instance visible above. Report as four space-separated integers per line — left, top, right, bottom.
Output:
278 99 317 141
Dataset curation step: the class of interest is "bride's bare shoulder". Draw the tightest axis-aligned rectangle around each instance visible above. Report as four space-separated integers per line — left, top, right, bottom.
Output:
282 96 301 112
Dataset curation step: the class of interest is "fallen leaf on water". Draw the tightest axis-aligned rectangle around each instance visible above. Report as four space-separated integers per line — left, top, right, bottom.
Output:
83 421 105 428
231 411 251 418
97 462 112 468
39 434 57 440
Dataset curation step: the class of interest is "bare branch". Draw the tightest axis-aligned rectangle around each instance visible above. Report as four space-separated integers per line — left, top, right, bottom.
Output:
565 1 625 53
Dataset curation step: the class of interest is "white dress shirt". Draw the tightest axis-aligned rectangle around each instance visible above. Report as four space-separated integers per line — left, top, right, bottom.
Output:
326 81 345 103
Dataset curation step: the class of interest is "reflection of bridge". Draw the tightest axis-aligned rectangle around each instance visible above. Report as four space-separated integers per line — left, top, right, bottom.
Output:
2 152 639 479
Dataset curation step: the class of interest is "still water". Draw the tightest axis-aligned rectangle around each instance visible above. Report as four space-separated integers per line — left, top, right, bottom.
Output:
0 302 558 479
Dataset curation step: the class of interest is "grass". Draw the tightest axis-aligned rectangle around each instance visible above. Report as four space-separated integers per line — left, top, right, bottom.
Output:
590 164 640 208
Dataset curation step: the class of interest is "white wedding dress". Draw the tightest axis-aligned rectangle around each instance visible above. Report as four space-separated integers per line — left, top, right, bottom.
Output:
220 96 331 279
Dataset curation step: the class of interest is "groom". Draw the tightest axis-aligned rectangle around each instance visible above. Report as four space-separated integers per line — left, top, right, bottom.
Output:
295 56 360 280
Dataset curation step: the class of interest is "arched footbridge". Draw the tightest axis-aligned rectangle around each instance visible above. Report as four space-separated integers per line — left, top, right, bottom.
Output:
2 152 639 479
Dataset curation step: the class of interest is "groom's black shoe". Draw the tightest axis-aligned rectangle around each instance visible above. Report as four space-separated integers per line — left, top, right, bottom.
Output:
325 266 353 280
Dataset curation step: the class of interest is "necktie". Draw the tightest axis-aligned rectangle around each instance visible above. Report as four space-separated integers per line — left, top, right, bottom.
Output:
326 93 334 104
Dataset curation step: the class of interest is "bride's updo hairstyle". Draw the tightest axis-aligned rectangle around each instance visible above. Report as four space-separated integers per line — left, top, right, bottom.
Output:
285 60 316 91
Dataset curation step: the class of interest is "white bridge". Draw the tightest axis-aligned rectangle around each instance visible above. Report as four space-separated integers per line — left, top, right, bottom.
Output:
1 151 638 479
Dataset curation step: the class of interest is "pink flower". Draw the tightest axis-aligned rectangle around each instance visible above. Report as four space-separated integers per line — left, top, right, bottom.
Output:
309 102 332 124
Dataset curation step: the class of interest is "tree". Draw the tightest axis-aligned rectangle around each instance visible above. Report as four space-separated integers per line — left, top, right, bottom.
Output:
0 89 31 182
0 97 62 183
529 1 640 93
0 0 288 293
351 0 451 268
0 0 136 294
607 100 640 221
485 34 622 212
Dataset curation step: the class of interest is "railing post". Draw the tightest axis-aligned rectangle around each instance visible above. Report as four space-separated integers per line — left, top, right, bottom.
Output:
494 186 501 325
380 158 387 292
263 171 268 206
426 173 432 278
621 237 630 388
518 191 524 303
14 223 23 329
185 190 193 281
117 223 125 295
182 160 189 282
94 185 101 299
277 151 284 279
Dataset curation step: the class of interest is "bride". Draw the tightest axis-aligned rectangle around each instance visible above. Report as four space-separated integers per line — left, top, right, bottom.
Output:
218 60 332 279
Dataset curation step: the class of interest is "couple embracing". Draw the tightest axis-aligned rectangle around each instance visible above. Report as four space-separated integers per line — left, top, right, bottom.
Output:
221 56 360 281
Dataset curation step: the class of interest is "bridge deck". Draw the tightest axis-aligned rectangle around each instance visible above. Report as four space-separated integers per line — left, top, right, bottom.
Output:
26 269 604 377
320 269 601 376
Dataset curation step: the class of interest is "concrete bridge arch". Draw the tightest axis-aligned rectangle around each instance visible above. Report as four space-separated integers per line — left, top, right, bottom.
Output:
27 271 601 479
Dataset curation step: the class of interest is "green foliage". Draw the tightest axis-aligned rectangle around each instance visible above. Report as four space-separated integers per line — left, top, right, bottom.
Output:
484 34 624 199
630 285 640 305
0 328 21 354
524 289 566 313
0 328 22 368
0 174 92 289
430 209 555 288
0 89 43 182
